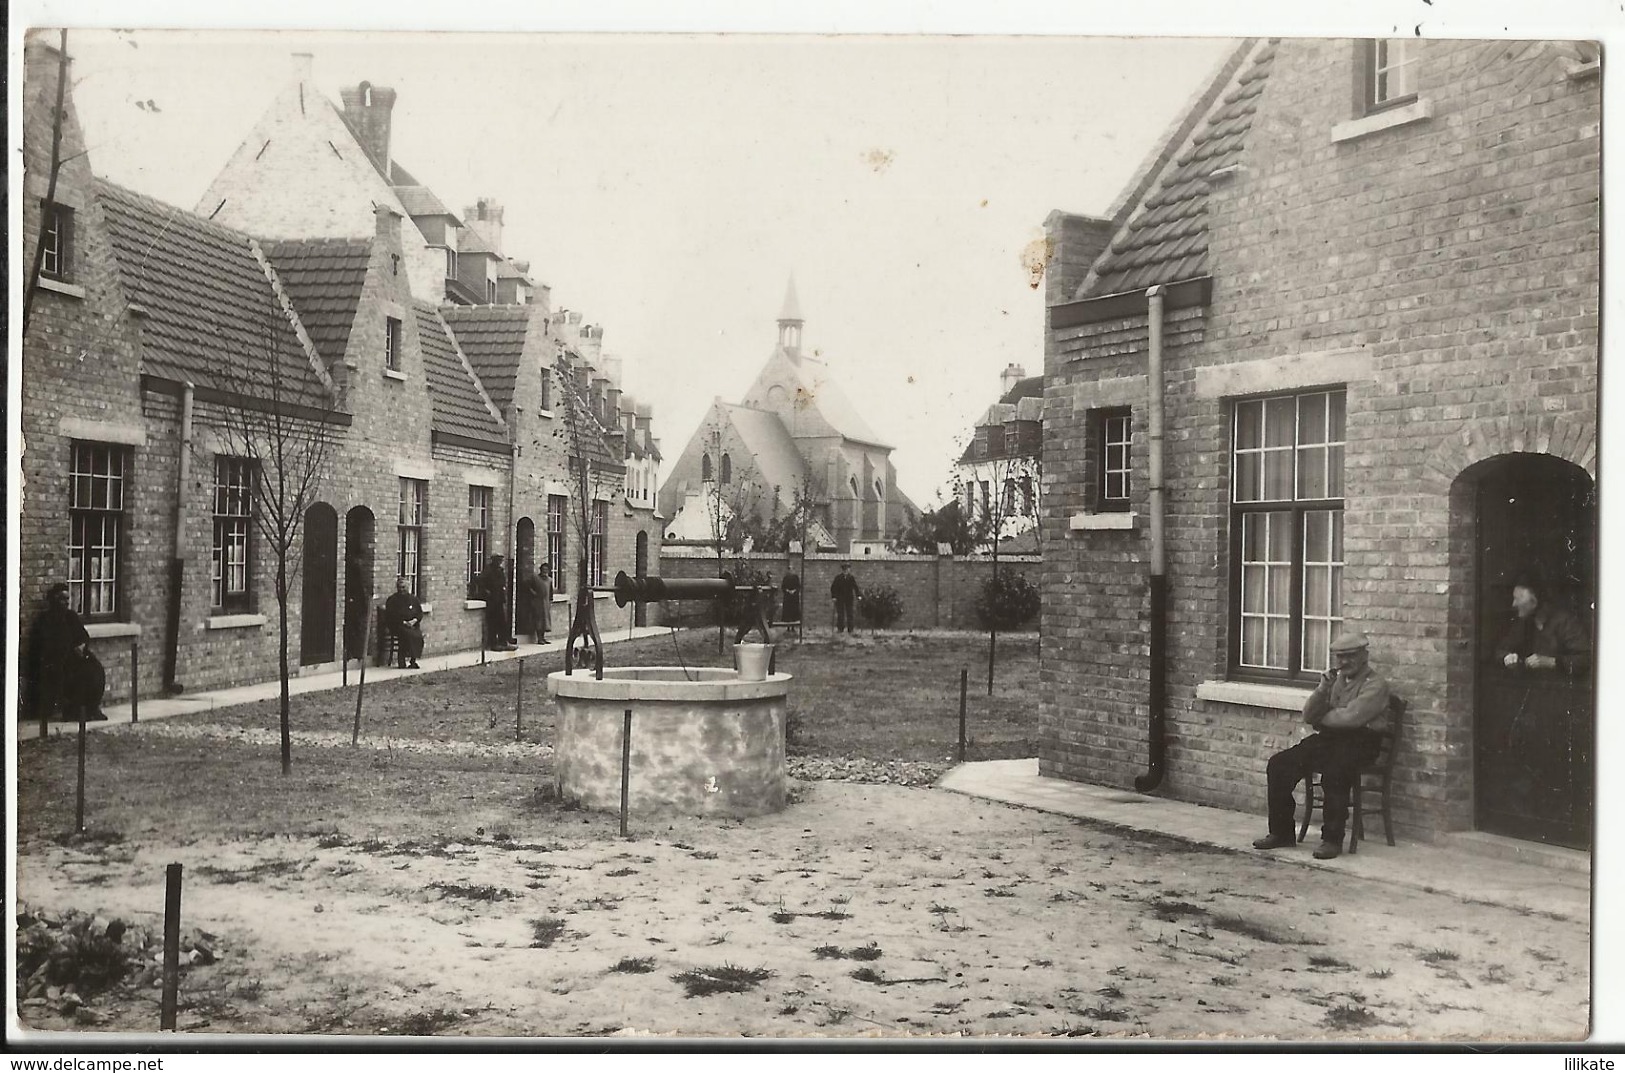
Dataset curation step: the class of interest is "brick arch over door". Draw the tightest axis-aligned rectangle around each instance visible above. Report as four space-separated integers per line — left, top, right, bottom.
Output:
1420 413 1596 495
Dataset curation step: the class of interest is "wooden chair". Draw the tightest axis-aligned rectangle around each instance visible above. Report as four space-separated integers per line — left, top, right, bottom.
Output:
374 606 401 668
1298 694 1406 853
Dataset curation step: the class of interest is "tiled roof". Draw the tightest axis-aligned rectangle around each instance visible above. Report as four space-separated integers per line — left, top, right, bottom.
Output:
554 377 627 474
725 404 811 511
441 305 528 410
393 184 458 221
786 354 891 448
260 239 371 368
95 179 330 408
1088 40 1277 296
457 226 497 256
1000 375 1043 405
413 303 510 446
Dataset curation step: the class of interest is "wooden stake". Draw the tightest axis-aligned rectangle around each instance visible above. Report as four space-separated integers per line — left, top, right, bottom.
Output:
130 640 139 724
620 708 633 838
75 716 87 833
161 863 182 1030
351 612 370 746
958 668 969 763
515 658 525 742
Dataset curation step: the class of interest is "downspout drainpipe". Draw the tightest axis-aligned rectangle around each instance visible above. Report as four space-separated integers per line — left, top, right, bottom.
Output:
163 381 195 693
508 439 520 643
1134 286 1168 793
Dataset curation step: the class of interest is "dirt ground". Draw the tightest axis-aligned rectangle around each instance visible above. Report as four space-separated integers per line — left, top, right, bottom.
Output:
15 770 1589 1042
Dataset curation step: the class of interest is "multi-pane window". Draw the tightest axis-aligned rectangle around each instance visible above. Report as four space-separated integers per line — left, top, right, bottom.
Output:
589 501 609 587
547 494 567 592
444 247 458 280
1021 476 1035 518
702 454 713 481
486 277 498 304
1364 39 1418 112
467 486 492 588
40 203 74 281
385 316 402 372
540 365 553 412
212 457 255 611
398 477 427 596
1232 389 1346 677
720 454 732 485
1099 409 1132 512
68 443 128 619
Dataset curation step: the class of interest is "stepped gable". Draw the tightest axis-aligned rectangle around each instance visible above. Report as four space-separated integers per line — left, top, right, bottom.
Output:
95 178 328 407
1088 40 1278 296
259 238 371 368
413 303 510 446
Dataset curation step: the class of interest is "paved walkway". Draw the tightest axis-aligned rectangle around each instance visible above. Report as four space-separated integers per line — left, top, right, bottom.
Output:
16 626 672 744
938 758 1590 921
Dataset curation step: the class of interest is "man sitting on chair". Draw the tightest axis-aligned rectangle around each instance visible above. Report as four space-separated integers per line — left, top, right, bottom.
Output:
384 576 425 669
1252 629 1391 860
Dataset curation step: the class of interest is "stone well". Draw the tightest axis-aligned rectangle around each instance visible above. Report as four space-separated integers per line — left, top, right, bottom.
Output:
546 667 791 818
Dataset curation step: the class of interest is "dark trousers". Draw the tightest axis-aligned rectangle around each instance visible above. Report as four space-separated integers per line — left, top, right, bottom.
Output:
35 655 106 721
392 623 424 664
835 599 855 633
1266 729 1380 844
484 603 511 647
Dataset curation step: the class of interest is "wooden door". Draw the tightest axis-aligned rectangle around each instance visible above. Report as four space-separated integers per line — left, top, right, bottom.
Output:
300 503 338 665
1473 455 1594 849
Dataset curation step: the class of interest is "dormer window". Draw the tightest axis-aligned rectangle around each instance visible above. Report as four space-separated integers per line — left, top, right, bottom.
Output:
1362 39 1418 114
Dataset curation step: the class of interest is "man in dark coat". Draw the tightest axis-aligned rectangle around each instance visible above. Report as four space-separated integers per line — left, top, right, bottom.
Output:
520 566 551 645
480 554 516 651
1494 578 1590 675
383 576 425 669
830 562 860 634
1253 629 1391 860
26 583 106 722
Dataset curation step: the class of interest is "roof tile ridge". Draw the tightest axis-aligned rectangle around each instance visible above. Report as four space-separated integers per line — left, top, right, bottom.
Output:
432 306 511 434
1078 38 1265 299
248 237 338 398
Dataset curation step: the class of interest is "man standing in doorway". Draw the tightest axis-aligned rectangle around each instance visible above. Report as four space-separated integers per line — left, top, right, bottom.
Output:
480 554 516 651
1252 630 1391 860
1494 578 1590 675
830 562 860 634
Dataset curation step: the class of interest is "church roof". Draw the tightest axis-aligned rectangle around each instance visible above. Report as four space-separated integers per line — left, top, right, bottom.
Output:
783 353 891 448
724 404 811 508
778 275 803 322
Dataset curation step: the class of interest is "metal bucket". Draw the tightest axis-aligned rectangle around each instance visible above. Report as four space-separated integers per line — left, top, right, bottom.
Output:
734 643 774 682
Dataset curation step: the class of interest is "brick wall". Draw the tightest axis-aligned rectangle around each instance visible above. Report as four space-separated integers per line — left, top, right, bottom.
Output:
658 548 1041 633
1041 39 1599 839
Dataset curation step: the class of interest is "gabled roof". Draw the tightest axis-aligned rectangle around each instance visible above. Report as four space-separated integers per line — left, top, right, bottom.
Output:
725 403 811 509
393 184 459 222
495 259 531 281
554 376 628 474
260 239 371 368
96 178 330 408
785 353 891 448
1000 375 1043 405
441 305 528 410
457 226 498 256
413 303 510 446
1087 40 1277 297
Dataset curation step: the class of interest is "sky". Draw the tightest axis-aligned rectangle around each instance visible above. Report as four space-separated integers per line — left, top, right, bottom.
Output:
54 27 1236 506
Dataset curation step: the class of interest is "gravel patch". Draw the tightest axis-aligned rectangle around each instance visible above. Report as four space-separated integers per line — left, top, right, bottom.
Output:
110 721 554 761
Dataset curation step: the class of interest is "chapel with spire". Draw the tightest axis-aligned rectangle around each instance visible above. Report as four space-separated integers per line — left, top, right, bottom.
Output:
657 278 917 552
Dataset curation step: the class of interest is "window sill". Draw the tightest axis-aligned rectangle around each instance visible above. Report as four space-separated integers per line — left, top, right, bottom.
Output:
383 368 407 381
419 602 433 614
1069 511 1136 531
553 594 570 603
38 276 87 300
594 591 612 600
538 409 555 419
464 599 488 610
1196 680 1313 712
206 613 267 630
1330 98 1433 144
85 622 140 639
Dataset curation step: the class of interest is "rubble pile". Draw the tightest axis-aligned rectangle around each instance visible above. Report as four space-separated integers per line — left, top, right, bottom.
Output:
787 757 948 787
15 903 222 1024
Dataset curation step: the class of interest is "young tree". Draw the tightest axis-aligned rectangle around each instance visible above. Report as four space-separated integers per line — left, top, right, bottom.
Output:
206 297 341 775
890 497 990 556
550 350 627 666
954 439 1041 696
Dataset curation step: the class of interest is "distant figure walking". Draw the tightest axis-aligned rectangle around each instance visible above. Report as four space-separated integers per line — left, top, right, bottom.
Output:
480 554 516 651
521 565 552 645
830 562 860 634
25 583 106 723
780 570 802 625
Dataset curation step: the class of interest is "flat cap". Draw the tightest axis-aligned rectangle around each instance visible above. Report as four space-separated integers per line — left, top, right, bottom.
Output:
1329 630 1370 653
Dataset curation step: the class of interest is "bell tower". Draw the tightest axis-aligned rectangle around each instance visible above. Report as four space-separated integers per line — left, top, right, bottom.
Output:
777 275 804 357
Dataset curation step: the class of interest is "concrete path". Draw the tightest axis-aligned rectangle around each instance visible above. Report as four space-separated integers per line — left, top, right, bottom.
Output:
15 625 673 745
938 758 1590 922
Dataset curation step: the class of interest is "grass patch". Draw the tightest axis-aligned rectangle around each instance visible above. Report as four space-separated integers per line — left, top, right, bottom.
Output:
1323 1004 1378 1030
671 964 775 998
528 918 567 948
1309 955 1353 971
1418 948 1460 964
849 966 946 986
195 859 307 884
429 881 514 902
608 956 656 974
391 1008 463 1036
813 941 882 961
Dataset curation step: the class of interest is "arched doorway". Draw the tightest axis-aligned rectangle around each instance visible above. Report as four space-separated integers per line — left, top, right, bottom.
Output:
1469 453 1595 849
635 530 649 627
343 506 376 663
514 517 536 637
300 502 339 665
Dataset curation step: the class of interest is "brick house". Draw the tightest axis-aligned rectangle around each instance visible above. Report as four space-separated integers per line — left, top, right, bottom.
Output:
18 36 661 705
659 279 917 554
1040 38 1599 849
952 363 1043 553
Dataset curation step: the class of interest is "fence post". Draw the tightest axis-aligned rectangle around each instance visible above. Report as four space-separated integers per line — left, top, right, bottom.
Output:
958 668 969 763
75 717 87 833
161 863 183 1030
620 708 633 838
515 658 525 742
130 640 139 724
351 613 370 746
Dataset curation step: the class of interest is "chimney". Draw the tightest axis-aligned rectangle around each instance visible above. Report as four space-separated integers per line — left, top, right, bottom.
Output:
603 356 624 417
635 402 653 451
338 81 397 174
464 197 505 255
512 259 530 277
1043 210 1115 308
578 323 603 366
619 394 637 441
1001 363 1026 397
